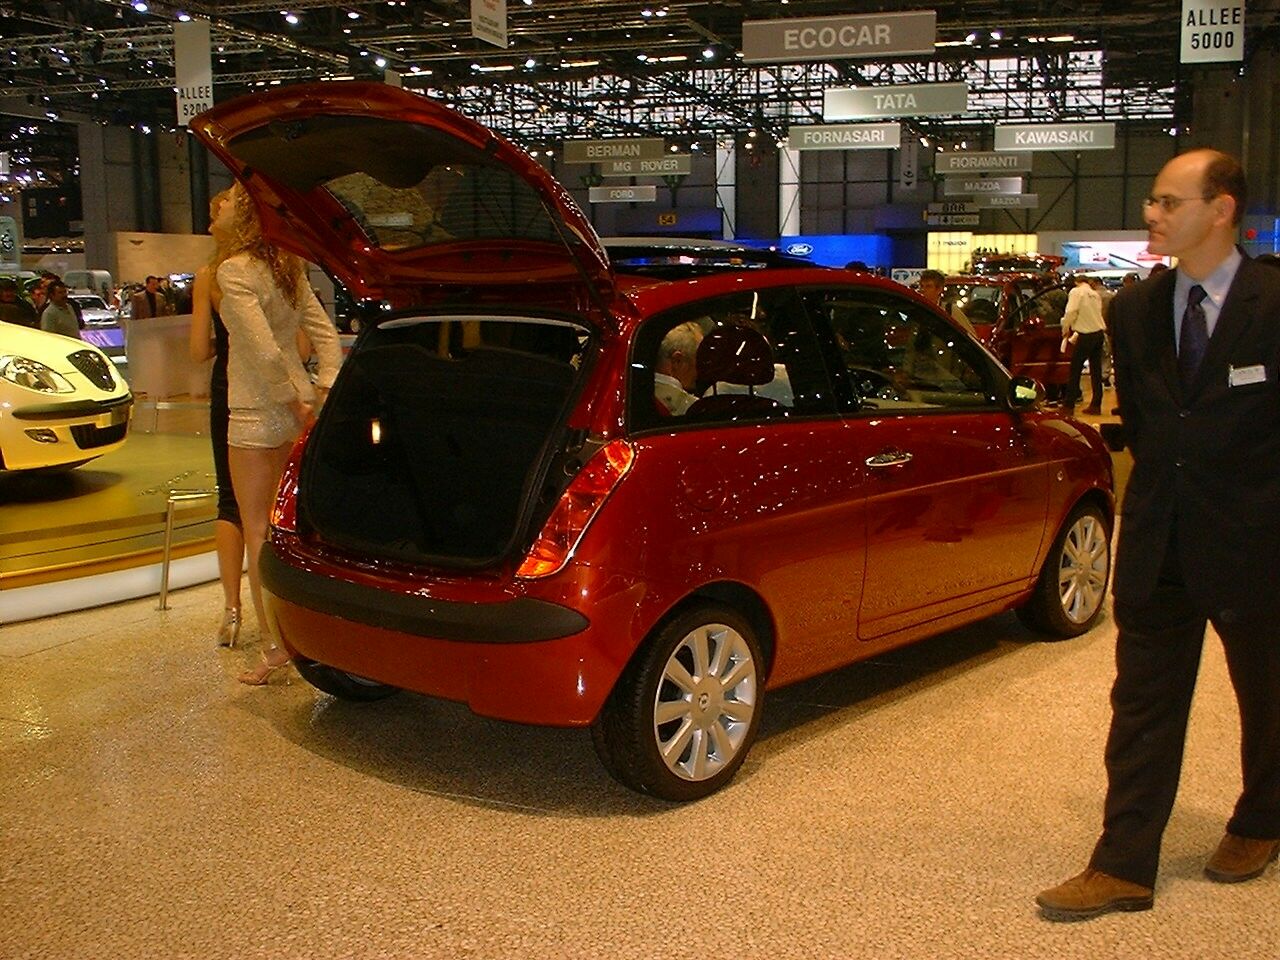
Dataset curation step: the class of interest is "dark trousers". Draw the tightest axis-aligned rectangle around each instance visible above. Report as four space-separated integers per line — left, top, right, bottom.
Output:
1066 330 1106 409
1089 526 1280 887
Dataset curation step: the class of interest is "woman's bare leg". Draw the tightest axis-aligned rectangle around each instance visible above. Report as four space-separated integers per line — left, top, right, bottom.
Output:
213 518 245 645
228 443 292 648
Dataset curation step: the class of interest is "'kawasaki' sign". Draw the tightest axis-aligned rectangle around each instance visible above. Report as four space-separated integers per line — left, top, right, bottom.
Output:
994 123 1116 151
786 123 902 150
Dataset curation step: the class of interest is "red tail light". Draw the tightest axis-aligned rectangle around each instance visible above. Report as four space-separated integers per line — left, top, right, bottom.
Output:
517 439 635 579
269 425 312 534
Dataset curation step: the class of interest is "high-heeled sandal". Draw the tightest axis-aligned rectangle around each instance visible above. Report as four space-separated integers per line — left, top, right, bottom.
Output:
216 607 241 648
237 647 291 686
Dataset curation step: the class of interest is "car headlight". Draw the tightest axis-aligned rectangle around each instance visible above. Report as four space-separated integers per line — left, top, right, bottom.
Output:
0 355 76 393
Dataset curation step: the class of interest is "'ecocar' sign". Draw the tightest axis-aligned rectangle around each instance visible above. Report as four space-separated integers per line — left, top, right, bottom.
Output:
743 11 936 64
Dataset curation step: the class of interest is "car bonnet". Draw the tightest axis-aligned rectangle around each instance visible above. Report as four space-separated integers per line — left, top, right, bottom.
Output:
188 81 616 324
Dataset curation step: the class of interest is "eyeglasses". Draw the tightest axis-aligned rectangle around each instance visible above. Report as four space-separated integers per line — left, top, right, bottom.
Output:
1142 194 1217 213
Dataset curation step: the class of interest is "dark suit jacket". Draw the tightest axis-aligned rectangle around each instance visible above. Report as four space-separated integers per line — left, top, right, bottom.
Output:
1111 256 1280 618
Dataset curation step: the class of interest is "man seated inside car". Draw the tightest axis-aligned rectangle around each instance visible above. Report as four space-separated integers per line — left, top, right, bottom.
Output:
654 320 703 415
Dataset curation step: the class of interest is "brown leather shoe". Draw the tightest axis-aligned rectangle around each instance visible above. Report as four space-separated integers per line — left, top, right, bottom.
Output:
1204 833 1280 883
1036 868 1154 921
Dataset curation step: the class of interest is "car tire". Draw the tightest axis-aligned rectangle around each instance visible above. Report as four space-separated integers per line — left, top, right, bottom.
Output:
294 658 400 702
1017 500 1111 638
591 603 765 801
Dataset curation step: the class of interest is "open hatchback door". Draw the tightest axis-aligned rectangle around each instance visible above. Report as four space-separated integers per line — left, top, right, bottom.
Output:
188 81 615 314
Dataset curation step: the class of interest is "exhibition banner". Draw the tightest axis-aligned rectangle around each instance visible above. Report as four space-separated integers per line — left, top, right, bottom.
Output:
824 82 968 120
1180 0 1244 63
785 123 902 151
743 10 936 63
564 138 666 164
973 194 1040 209
174 20 213 126
943 176 1023 196
588 185 658 203
601 155 692 177
936 151 1033 174
994 122 1116 151
470 0 508 49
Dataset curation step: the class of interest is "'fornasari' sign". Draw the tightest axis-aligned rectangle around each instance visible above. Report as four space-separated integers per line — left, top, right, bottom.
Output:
786 123 902 151
994 123 1117 151
564 138 666 164
936 151 1033 174
824 83 968 120
742 11 936 64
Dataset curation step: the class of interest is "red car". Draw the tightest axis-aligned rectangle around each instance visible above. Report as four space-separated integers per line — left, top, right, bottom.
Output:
191 83 1115 801
942 275 1075 390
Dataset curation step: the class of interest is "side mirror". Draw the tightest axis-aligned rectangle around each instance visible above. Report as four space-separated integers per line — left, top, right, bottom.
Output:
1098 422 1127 451
1009 375 1043 410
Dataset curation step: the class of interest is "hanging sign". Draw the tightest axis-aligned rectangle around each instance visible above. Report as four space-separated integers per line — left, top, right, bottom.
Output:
601 155 692 176
944 177 1023 196
936 151 1033 174
0 216 20 270
589 186 658 203
898 138 918 190
564 138 666 164
743 11 936 63
785 123 902 151
1180 0 1245 63
470 0 508 49
824 82 968 120
973 194 1040 209
174 20 213 125
994 123 1116 151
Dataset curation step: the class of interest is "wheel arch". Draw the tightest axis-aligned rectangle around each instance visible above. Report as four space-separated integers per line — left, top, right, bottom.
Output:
637 579 777 681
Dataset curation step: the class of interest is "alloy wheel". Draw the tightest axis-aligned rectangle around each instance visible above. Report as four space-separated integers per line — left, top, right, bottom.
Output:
1057 514 1109 624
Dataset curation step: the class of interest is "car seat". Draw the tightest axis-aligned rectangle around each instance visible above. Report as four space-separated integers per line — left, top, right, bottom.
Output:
685 325 784 421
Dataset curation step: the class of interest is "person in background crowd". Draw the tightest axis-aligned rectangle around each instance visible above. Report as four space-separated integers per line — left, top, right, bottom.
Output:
1147 262 1170 277
654 320 703 416
1037 148 1280 921
1060 274 1106 414
189 189 244 650
1122 272 1140 288
917 269 976 336
130 275 173 318
29 276 52 314
0 278 38 328
214 182 342 686
38 280 82 339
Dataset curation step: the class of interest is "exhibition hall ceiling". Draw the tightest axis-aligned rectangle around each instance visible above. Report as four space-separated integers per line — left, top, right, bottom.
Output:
0 0 1277 193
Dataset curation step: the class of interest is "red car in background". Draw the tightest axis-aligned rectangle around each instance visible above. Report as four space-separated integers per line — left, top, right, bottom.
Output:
191 83 1114 801
942 275 1075 391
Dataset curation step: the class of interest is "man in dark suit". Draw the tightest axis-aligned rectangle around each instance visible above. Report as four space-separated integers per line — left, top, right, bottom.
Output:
1038 148 1280 920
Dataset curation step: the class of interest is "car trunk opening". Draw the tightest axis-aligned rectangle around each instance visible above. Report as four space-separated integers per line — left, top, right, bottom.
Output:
298 315 593 570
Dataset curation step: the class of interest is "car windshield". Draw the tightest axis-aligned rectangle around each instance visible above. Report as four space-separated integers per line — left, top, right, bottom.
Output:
72 296 108 309
942 283 1002 326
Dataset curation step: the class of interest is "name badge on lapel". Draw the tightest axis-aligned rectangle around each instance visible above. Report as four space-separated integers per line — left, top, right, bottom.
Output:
1228 364 1267 387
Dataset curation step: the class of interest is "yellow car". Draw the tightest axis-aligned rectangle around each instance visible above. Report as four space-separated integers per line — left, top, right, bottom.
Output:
0 324 132 471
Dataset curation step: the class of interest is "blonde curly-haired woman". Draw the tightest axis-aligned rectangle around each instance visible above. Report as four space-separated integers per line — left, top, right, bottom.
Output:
212 182 343 685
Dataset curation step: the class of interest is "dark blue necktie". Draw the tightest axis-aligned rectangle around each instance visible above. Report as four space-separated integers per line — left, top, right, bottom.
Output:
1178 284 1209 388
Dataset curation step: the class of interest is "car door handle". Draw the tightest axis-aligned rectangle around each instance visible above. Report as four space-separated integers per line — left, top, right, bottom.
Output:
865 450 913 468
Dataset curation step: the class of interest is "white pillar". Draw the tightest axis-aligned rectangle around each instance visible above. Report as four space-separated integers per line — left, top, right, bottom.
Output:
715 137 736 240
779 145 800 237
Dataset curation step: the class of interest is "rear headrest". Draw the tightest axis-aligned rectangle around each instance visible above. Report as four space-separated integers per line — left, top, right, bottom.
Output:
696 325 775 386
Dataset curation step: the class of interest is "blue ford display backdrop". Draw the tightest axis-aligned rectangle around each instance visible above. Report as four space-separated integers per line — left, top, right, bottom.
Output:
773 233 892 268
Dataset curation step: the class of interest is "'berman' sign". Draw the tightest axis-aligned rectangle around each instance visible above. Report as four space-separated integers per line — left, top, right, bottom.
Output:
936 151 1033 174
743 11 936 64
994 123 1116 151
824 82 968 120
564 138 666 164
786 123 902 151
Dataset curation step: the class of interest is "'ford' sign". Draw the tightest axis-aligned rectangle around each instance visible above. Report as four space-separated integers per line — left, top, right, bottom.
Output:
786 243 814 257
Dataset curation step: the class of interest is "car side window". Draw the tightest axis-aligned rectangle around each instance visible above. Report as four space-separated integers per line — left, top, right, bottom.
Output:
628 287 835 432
801 288 1002 413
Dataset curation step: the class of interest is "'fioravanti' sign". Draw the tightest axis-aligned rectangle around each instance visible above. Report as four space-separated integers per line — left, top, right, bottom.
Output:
785 123 902 151
994 123 1116 151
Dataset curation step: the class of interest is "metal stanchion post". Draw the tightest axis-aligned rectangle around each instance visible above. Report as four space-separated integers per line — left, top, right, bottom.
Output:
158 488 217 610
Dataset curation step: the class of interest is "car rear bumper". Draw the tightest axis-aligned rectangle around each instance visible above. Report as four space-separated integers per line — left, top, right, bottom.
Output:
260 540 653 726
